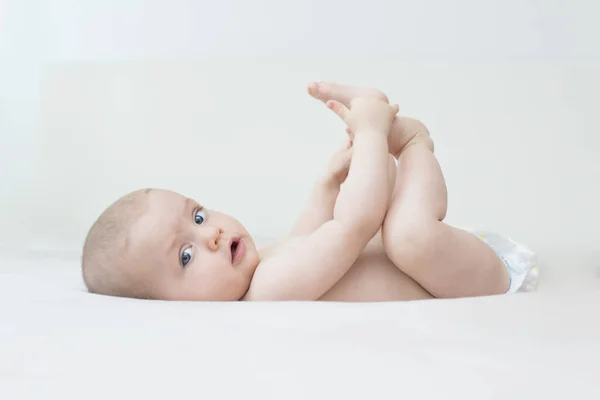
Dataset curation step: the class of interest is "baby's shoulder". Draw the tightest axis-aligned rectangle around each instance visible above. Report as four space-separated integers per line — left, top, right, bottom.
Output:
244 225 362 301
257 237 303 260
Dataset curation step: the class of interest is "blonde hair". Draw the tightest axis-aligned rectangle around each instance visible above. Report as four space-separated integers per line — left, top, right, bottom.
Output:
82 189 151 298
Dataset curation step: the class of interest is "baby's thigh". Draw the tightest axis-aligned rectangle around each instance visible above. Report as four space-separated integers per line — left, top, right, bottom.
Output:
382 219 510 298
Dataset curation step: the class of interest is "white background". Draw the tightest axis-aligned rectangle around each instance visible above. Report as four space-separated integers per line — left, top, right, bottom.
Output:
1 0 599 257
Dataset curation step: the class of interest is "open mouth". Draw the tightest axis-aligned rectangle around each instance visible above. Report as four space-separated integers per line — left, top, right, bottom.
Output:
230 238 240 263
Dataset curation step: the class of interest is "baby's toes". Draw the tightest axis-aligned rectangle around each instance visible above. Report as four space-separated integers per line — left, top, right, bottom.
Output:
308 82 388 107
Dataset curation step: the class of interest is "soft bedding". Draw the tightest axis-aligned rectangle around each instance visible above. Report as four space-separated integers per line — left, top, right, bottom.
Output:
1 249 599 399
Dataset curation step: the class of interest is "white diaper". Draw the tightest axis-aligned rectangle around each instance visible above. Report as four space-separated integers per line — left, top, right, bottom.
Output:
468 229 540 293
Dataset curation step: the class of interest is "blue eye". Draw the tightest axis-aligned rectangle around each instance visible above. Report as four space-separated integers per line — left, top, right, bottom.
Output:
181 247 193 267
194 209 206 225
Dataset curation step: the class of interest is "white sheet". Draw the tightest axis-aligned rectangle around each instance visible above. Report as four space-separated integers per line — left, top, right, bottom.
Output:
1 250 599 399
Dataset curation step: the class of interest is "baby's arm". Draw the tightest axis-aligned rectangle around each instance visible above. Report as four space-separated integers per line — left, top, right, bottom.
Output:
289 141 352 236
244 99 397 301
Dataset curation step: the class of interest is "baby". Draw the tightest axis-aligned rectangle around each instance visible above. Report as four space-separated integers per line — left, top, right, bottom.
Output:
82 82 538 301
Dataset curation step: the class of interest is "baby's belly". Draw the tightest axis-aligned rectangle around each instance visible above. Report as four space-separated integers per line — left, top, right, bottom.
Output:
319 236 433 302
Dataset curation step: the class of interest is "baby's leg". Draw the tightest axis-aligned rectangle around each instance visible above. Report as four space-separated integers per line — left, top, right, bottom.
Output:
381 130 509 298
310 82 509 297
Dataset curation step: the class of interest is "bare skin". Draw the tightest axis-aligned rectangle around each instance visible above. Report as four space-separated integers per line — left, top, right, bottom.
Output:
319 232 433 301
122 97 400 302
308 82 510 299
106 83 508 302
244 97 398 300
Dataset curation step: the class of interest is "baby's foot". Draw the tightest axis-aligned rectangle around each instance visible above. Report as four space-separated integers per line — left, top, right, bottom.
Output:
307 82 388 107
308 81 432 155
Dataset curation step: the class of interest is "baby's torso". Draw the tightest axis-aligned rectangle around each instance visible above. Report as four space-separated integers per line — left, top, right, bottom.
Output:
260 233 433 302
319 234 433 301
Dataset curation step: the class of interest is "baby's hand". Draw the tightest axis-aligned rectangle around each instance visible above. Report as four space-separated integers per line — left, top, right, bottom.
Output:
326 139 353 185
326 97 399 136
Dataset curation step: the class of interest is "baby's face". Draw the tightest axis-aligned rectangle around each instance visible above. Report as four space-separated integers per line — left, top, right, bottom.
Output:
127 189 260 300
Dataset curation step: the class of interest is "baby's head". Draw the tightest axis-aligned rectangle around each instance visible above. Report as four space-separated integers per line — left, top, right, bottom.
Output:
82 189 260 301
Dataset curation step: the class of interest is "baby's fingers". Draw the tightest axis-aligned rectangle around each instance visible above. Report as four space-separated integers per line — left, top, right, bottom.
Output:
343 136 353 149
341 144 353 164
331 139 353 165
326 100 349 121
328 143 353 183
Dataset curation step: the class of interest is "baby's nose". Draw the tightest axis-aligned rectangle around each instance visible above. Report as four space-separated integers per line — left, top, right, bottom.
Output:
202 226 223 250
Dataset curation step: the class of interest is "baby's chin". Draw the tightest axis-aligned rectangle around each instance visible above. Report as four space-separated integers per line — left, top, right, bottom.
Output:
213 277 254 301
243 237 261 268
